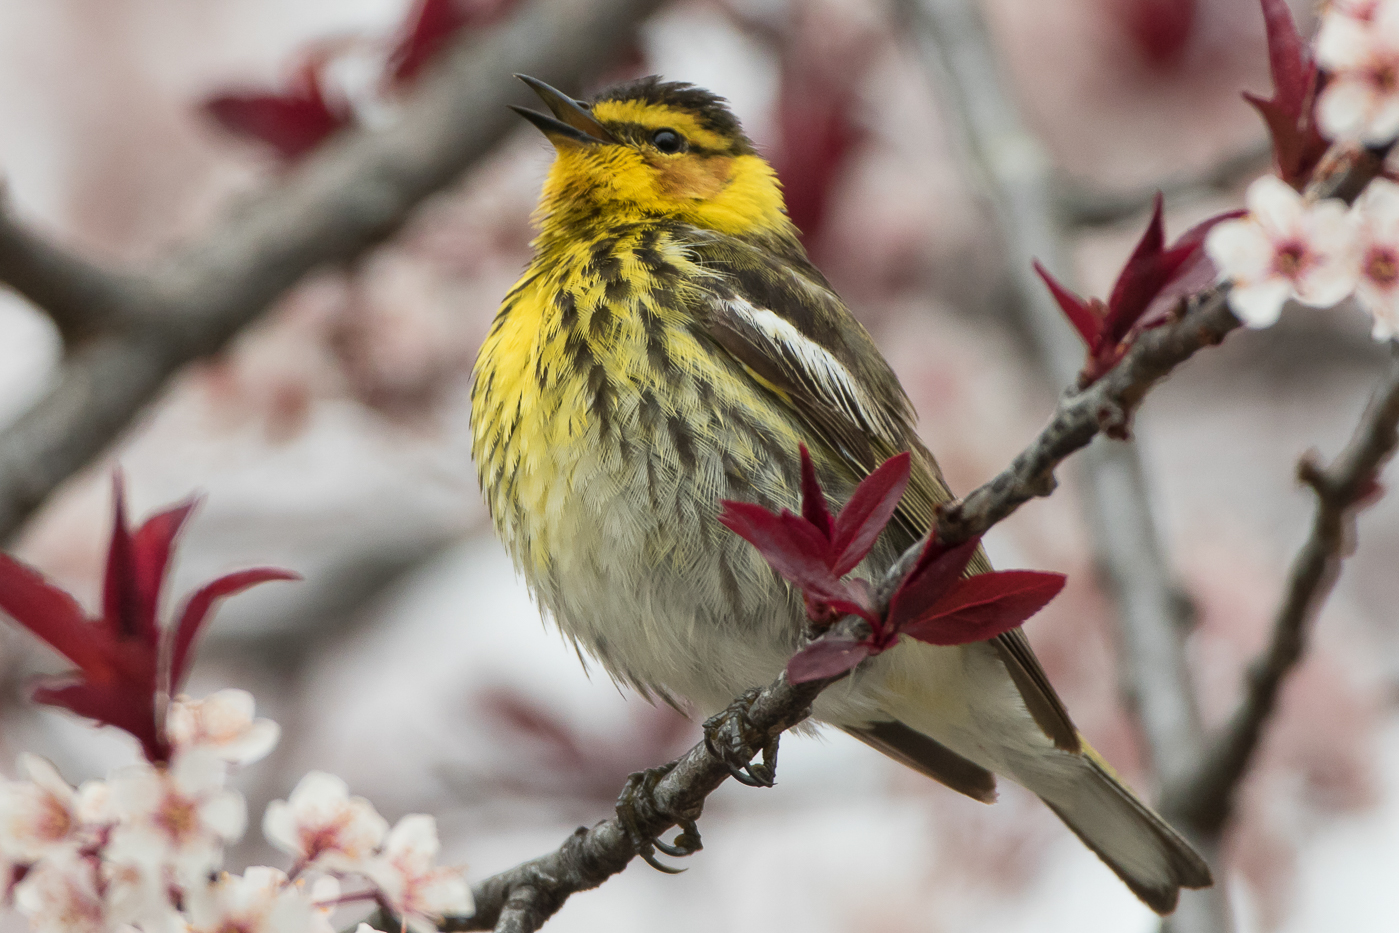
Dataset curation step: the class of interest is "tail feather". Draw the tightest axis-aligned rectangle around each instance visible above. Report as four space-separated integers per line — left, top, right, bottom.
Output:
1035 748 1212 915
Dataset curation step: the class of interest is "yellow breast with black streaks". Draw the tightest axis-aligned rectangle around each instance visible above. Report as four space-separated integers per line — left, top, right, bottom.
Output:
471 225 806 590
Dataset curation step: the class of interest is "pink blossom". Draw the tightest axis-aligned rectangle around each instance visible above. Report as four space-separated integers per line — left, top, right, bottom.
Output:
1316 1 1399 143
105 749 246 884
1350 177 1399 339
168 689 280 766
0 755 81 862
360 815 472 933
12 853 105 933
1205 175 1357 326
262 772 387 870
184 866 335 933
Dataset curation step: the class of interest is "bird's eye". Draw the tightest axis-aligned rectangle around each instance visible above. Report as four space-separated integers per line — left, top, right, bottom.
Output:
652 129 686 154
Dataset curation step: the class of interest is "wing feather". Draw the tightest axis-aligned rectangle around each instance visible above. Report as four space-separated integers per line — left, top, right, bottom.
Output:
689 233 1079 751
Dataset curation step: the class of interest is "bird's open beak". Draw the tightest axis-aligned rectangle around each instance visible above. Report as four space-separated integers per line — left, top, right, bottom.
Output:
511 74 617 146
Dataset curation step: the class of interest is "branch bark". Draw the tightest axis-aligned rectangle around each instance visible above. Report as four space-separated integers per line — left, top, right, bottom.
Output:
0 0 665 542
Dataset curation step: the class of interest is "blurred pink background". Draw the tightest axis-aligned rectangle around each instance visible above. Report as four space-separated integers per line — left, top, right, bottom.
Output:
0 1 1396 930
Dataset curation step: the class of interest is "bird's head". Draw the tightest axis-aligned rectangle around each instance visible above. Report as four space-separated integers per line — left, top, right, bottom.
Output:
513 75 792 239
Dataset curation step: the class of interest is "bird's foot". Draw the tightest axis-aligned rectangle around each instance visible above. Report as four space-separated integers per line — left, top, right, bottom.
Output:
703 688 781 788
615 763 703 874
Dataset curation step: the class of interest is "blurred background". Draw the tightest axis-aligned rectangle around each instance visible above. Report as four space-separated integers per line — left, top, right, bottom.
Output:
0 0 1396 930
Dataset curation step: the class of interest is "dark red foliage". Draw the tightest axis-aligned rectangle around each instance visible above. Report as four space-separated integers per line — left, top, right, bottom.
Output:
388 0 516 85
719 448 1066 685
1034 196 1243 386
0 477 298 762
204 61 350 161
1243 0 1328 186
719 446 909 625
1113 0 1196 67
770 65 861 245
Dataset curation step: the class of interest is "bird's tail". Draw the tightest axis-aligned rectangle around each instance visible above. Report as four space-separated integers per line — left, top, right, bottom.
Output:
1028 741 1212 915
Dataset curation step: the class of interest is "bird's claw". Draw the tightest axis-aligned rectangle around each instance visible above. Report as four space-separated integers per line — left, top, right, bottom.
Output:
615 763 702 874
703 688 782 789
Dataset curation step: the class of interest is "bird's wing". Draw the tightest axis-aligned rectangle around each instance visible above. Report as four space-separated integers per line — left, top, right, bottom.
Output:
689 235 1079 752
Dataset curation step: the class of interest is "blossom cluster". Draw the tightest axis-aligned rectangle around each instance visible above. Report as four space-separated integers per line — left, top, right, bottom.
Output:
0 487 473 932
1206 175 1399 336
1201 1 1399 336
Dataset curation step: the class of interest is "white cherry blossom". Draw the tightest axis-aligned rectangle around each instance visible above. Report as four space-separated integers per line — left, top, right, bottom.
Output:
184 866 335 933
0 755 81 862
1317 0 1399 143
105 748 246 884
13 853 105 933
1350 177 1399 338
168 690 280 766
360 815 472 933
1205 175 1357 327
263 772 387 870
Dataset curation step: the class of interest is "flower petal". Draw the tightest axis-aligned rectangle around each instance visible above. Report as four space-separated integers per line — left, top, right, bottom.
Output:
1228 278 1293 327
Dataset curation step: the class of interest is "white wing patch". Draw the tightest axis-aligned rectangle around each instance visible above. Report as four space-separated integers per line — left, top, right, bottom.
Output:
722 297 898 439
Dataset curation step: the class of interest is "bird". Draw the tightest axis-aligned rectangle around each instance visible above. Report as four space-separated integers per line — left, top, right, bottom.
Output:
470 73 1212 914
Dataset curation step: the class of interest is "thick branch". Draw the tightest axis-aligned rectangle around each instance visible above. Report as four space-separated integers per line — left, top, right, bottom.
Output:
0 192 149 343
0 0 664 542
1163 347 1399 836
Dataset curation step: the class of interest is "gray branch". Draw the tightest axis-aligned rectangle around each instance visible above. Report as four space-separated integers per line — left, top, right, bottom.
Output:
1163 346 1399 836
899 0 1205 800
0 0 665 542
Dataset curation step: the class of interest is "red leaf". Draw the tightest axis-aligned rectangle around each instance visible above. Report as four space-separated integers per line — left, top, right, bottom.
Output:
389 0 470 85
887 537 982 631
901 570 1066 646
770 63 861 245
1115 0 1196 67
786 637 872 683
102 477 140 642
204 63 349 161
388 0 517 85
1033 261 1102 348
830 452 911 576
1258 0 1310 115
33 679 166 763
1103 193 1170 341
798 445 835 540
1243 0 1325 184
129 499 197 650
0 555 107 675
717 501 846 602
1135 208 1248 327
168 569 300 691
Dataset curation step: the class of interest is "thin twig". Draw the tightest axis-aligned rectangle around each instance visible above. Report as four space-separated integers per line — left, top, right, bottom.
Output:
1055 140 1273 229
0 0 665 543
1163 346 1399 836
899 0 1207 797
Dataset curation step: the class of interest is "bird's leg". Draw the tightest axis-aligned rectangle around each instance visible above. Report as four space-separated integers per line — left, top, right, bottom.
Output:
703 688 783 788
615 763 703 873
